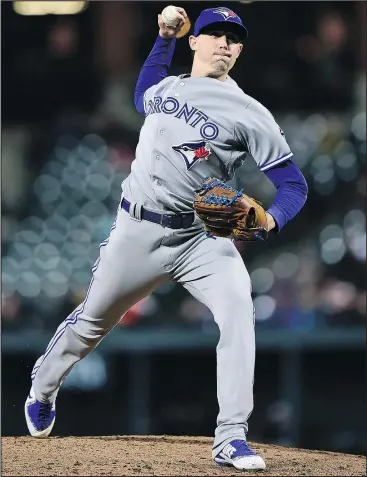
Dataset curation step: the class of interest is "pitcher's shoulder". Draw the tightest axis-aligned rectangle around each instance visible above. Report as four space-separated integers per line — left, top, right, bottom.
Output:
155 75 180 90
226 78 259 110
242 94 275 120
145 75 179 99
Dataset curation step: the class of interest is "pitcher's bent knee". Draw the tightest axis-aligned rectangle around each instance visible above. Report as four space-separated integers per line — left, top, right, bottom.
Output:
70 312 117 345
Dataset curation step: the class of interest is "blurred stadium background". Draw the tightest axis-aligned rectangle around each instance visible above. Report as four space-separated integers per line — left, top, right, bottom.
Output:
1 0 365 455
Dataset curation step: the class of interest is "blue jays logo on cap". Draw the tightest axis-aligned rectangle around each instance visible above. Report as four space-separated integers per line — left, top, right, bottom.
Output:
193 7 248 39
172 140 211 171
213 8 237 20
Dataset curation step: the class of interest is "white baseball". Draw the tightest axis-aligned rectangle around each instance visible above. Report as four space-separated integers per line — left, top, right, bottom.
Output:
162 5 180 28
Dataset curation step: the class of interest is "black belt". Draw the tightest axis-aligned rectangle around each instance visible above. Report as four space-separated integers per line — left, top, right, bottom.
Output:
121 198 195 229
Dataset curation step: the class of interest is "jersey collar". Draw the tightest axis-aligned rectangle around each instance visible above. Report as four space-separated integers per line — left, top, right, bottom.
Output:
179 73 238 86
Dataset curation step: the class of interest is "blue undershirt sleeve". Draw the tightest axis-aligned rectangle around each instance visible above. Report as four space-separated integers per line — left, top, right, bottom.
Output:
264 160 308 232
134 35 177 115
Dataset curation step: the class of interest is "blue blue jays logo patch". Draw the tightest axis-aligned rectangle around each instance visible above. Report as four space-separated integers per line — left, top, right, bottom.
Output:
172 140 211 171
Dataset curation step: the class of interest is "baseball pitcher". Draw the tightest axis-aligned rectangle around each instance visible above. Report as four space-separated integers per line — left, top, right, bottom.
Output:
25 6 308 471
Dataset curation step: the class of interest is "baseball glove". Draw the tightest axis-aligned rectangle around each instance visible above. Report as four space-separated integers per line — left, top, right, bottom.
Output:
193 177 268 242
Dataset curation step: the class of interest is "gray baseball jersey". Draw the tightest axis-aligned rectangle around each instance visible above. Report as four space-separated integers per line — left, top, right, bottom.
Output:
28 72 292 457
123 74 293 212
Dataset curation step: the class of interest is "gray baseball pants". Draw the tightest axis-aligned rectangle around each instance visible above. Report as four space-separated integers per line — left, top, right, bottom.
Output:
31 199 256 457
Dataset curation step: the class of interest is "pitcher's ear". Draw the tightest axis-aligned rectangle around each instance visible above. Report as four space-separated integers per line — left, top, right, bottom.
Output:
189 35 198 51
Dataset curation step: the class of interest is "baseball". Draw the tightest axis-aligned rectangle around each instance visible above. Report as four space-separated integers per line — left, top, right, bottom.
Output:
162 5 180 28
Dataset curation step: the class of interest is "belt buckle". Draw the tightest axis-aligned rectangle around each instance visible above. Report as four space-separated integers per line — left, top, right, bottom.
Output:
181 213 193 229
163 212 193 229
171 212 193 229
167 213 180 229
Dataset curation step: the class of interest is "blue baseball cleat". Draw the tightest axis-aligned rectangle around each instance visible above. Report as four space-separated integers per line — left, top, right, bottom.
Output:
24 387 56 438
214 439 266 470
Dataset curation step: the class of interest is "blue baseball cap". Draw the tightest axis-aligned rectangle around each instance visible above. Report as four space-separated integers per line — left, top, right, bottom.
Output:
193 7 248 40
